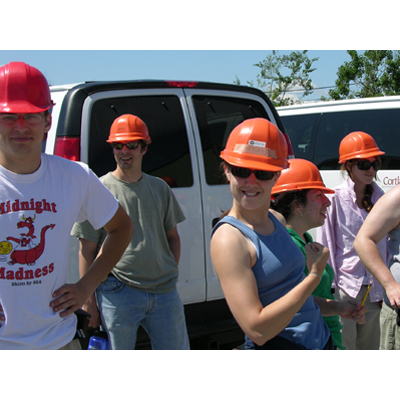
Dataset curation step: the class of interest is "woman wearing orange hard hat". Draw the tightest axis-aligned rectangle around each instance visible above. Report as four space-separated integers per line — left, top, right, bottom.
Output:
271 158 367 350
211 118 335 350
317 131 389 350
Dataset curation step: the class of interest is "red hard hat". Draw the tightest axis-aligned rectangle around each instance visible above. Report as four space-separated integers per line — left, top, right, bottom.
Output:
339 131 384 163
0 62 55 113
271 158 334 195
107 114 151 144
220 118 289 171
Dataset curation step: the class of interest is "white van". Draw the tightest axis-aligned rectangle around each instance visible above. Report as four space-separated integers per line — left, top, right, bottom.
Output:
277 96 400 193
45 80 290 349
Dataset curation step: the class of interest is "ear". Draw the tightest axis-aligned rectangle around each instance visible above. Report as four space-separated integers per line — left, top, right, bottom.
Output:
345 161 353 176
43 114 52 142
44 113 52 132
223 164 230 183
291 199 303 214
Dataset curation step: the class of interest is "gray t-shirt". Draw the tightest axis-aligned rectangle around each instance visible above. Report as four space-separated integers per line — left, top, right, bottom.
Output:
71 172 186 294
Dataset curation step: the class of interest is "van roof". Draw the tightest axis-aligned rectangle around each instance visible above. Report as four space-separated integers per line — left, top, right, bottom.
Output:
51 79 283 138
277 95 400 115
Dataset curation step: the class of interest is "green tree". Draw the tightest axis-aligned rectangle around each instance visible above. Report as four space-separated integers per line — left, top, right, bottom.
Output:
328 50 400 100
235 50 319 107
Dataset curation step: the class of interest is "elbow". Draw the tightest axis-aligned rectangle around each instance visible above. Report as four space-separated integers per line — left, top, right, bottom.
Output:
117 215 134 248
121 209 134 242
354 234 367 255
247 331 276 347
250 335 267 347
244 321 276 346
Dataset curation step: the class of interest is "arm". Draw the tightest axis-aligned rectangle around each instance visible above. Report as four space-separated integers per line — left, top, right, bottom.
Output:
50 204 134 317
354 186 400 308
166 226 181 265
210 224 329 346
0 303 4 328
316 195 338 281
313 296 366 324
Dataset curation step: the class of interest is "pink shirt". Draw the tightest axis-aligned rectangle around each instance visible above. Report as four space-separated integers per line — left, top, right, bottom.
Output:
316 177 389 302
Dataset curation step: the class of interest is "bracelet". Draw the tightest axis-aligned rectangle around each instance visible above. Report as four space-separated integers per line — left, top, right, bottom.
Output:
309 272 322 281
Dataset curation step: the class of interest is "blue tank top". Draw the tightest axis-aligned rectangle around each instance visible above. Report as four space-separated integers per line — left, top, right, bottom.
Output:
213 213 330 349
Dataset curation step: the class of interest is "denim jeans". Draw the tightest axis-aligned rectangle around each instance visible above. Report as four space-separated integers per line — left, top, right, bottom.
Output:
96 276 190 350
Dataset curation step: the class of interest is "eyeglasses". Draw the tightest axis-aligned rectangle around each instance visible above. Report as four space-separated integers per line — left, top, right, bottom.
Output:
228 165 275 181
354 159 380 171
111 141 141 150
0 113 45 126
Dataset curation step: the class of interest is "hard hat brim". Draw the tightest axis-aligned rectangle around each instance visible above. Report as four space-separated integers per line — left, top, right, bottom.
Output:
221 151 289 172
339 149 385 163
272 183 335 195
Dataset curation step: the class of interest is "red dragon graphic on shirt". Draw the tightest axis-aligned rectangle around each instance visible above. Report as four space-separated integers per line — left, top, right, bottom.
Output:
6 215 55 266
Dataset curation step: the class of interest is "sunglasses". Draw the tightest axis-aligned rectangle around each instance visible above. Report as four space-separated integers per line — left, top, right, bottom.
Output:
228 165 275 181
111 141 141 150
0 113 45 126
354 159 380 171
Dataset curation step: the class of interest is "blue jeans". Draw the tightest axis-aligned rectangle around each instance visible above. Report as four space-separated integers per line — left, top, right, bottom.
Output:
96 276 190 350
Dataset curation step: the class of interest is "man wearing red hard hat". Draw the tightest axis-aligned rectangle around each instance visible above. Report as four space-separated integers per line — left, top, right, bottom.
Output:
0 62 133 349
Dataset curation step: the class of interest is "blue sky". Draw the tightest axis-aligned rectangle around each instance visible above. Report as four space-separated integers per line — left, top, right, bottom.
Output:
1 2 393 105
0 50 351 102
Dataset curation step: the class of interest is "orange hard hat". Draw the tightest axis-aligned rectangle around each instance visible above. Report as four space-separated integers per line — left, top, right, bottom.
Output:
0 62 55 113
339 131 384 163
271 158 334 195
220 118 289 171
107 114 151 144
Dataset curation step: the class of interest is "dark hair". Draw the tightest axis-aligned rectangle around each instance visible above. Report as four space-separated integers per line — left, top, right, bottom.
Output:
362 184 374 213
138 140 147 152
271 190 310 220
342 157 381 213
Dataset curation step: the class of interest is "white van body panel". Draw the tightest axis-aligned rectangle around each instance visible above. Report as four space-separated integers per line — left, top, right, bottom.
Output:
45 85 80 155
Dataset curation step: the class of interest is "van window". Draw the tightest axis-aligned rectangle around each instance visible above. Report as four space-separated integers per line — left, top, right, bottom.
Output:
89 95 193 187
280 113 320 163
192 95 270 185
281 109 400 170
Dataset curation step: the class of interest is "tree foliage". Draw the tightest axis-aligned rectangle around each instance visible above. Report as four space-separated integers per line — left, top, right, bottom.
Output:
235 50 319 107
328 50 400 100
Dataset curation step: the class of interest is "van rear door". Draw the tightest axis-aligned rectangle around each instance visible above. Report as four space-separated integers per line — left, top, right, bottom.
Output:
67 87 206 304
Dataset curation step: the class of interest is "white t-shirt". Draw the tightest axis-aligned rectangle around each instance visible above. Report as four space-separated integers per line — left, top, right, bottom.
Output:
0 154 118 349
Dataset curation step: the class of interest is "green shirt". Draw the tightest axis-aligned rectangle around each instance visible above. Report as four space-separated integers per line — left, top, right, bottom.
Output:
287 228 345 350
